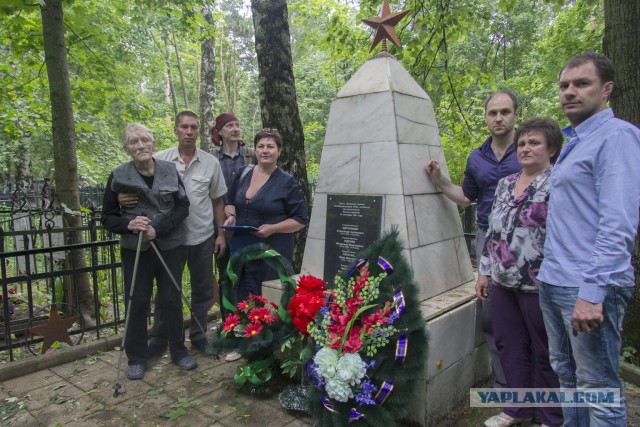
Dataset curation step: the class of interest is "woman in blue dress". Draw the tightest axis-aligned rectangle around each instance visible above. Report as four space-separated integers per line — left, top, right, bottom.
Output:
223 128 308 301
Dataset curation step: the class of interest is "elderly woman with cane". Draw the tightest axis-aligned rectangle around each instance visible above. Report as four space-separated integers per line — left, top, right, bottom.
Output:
477 117 564 427
102 123 197 381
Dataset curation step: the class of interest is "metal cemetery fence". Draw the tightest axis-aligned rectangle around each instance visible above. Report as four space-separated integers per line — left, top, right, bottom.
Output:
0 180 125 361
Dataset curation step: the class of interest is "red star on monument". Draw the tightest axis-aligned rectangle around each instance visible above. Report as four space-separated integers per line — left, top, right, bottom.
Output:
362 0 411 52
28 305 79 354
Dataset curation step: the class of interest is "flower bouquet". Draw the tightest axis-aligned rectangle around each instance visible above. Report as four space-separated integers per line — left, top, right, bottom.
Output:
278 275 327 381
220 293 283 385
209 243 298 387
301 230 428 426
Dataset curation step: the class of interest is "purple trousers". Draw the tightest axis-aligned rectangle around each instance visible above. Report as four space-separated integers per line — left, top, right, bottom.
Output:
492 284 563 427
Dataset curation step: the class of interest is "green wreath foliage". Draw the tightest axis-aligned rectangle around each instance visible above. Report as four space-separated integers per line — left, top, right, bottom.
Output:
306 228 429 426
208 243 297 360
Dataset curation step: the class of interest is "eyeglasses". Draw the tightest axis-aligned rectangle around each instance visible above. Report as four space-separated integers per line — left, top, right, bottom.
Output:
262 128 279 135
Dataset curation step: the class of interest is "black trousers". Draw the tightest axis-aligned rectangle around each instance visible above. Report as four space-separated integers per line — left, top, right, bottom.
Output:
121 244 187 364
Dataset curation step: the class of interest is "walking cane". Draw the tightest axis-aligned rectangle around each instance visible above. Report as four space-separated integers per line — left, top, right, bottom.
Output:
148 240 209 342
112 231 144 397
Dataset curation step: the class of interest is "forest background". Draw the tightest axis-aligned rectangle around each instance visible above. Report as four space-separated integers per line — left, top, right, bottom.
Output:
0 0 608 188
1 0 639 353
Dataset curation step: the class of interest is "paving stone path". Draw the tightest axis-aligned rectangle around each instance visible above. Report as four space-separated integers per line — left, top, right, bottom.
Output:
0 347 313 426
2 344 639 426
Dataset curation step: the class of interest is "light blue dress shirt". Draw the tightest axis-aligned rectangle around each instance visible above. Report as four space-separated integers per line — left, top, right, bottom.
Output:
538 108 640 303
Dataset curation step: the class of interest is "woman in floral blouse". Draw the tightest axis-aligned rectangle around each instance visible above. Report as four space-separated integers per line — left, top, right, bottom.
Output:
477 117 564 427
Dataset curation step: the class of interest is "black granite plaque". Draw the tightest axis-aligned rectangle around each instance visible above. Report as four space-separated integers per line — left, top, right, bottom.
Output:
324 194 383 281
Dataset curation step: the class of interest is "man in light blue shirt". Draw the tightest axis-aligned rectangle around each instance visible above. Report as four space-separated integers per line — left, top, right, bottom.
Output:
538 52 640 426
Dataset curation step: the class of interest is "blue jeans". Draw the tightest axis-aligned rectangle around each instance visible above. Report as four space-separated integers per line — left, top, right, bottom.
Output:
539 283 632 426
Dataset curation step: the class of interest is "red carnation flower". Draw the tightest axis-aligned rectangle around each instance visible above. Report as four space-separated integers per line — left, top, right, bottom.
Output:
237 300 249 311
296 275 326 294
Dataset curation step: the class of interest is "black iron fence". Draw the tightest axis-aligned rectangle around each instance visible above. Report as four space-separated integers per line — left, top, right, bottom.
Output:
1 181 124 361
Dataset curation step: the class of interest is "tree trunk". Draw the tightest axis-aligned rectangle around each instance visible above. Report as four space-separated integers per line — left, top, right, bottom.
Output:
172 32 190 110
40 0 95 321
164 33 179 116
199 1 216 152
604 0 640 352
251 0 312 271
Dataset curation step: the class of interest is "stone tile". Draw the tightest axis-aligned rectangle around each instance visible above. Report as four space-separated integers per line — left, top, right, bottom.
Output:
425 301 477 378
196 385 257 421
282 418 314 427
359 141 402 195
324 93 396 145
8 378 85 412
300 237 324 279
425 346 486 424
26 383 100 421
473 342 491 382
107 391 176 425
411 240 463 300
393 92 437 127
336 56 393 97
87 373 155 407
473 299 485 348
398 144 431 195
420 282 476 321
336 55 429 100
383 195 408 246
218 400 297 427
2 409 43 427
306 192 326 240
386 56 431 99
455 236 475 284
160 366 224 398
398 121 440 148
140 357 189 385
49 358 114 392
427 145 452 182
92 349 122 367
315 144 361 194
413 194 464 246
394 94 440 147
2 369 60 396
77 410 133 426
404 196 419 249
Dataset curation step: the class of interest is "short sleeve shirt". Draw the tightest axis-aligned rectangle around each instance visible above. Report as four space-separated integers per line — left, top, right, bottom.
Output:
155 147 227 245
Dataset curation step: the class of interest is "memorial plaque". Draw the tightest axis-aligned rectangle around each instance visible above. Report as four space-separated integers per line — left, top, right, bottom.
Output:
324 194 383 281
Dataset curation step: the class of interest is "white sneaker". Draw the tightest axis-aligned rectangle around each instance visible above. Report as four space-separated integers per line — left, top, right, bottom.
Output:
484 412 532 427
224 350 242 361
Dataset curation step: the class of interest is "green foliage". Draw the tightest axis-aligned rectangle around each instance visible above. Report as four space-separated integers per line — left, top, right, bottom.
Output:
0 397 27 425
159 397 200 421
306 229 428 426
0 0 606 192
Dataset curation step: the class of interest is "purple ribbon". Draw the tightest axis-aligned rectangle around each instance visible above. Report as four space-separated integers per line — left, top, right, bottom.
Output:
304 361 312 381
393 290 406 315
395 333 408 364
374 381 394 405
322 395 337 413
377 256 394 275
348 258 369 278
349 408 364 422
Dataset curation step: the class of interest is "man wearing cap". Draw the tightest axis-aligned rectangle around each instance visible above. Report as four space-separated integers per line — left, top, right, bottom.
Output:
119 111 227 355
210 112 255 301
211 112 255 191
